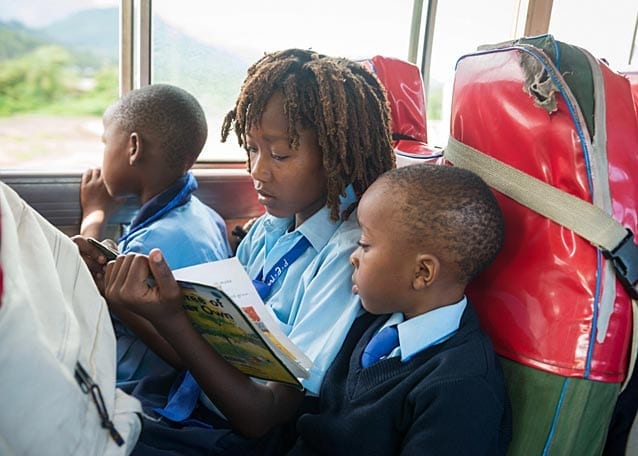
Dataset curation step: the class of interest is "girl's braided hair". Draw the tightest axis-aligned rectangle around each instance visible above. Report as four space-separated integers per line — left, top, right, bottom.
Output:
221 48 395 220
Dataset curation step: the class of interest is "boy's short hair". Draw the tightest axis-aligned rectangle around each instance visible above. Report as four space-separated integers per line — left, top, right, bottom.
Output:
382 164 504 284
110 84 207 169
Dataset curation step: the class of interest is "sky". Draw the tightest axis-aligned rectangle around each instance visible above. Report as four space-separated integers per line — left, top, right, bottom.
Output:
1 0 635 80
0 0 116 27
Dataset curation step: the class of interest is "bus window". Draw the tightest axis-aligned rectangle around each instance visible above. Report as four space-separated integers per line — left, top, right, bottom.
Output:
2 1 635 169
0 1 416 169
150 0 415 162
548 0 637 68
0 1 119 170
425 0 518 148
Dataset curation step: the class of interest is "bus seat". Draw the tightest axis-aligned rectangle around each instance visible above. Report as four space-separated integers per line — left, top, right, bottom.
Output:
360 55 444 165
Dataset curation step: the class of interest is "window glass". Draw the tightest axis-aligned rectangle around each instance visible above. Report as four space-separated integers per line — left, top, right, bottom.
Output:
0 0 118 169
426 0 518 147
549 0 637 69
4 1 633 168
151 0 414 161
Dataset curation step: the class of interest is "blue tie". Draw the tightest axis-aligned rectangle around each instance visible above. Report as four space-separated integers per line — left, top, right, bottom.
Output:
153 371 201 423
361 325 400 368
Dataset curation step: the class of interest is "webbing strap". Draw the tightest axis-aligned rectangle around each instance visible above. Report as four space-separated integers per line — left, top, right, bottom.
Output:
445 136 638 299
446 135 638 387
445 136 626 250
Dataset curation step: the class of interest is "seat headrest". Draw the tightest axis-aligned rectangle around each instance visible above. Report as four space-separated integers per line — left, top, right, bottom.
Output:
361 55 428 143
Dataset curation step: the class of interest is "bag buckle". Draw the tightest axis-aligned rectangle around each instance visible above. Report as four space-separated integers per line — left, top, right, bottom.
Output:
603 229 638 299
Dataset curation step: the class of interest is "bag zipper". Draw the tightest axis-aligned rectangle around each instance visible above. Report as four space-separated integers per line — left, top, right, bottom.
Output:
74 361 124 447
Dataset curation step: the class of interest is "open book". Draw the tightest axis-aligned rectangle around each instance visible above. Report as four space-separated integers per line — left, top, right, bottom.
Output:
87 238 311 389
172 257 312 389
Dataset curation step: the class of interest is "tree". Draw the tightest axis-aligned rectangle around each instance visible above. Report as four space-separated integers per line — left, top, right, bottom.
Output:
0 45 72 115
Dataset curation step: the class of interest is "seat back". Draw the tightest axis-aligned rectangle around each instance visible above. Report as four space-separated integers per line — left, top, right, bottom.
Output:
360 55 444 165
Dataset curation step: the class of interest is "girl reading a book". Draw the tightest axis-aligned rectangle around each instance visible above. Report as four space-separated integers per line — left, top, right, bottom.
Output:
92 48 395 454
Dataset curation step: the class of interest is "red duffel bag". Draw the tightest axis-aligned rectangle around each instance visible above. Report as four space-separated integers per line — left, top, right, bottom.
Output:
445 35 638 383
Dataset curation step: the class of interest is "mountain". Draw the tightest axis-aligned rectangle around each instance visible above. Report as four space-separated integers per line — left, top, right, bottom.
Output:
0 21 48 60
1 6 249 74
151 18 249 111
40 7 118 64
0 7 250 115
0 9 117 68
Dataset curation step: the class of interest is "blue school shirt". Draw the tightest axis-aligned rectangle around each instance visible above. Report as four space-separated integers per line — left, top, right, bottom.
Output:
118 174 231 269
236 189 363 395
115 173 232 386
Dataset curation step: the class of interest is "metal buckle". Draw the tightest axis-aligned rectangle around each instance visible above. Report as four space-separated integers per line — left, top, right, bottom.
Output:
603 229 638 299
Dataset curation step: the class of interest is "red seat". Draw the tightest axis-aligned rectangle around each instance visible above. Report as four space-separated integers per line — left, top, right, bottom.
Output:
360 55 443 166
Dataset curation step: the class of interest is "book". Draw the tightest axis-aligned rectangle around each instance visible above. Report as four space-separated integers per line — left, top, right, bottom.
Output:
86 238 311 388
171 256 312 389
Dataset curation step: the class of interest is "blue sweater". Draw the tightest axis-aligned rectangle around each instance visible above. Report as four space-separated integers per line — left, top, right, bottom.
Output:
291 304 512 455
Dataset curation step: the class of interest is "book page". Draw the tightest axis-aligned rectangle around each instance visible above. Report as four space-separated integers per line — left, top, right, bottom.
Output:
173 257 313 374
179 282 303 386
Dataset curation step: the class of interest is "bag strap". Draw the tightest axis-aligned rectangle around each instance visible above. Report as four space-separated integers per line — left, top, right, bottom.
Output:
445 136 638 300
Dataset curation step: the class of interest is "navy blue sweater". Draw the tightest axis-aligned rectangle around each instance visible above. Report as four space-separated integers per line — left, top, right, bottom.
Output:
290 304 511 455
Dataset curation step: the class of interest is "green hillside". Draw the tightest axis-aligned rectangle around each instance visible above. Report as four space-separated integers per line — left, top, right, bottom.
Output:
0 7 248 118
0 21 47 61
0 16 117 116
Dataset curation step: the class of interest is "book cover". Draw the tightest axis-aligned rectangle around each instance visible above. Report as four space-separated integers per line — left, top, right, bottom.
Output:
172 257 312 389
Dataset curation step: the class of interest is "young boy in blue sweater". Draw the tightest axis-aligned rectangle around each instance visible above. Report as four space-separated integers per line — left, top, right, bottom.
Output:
290 163 512 455
75 84 232 387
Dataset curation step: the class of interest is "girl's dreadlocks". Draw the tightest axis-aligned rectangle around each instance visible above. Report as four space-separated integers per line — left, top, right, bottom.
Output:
221 48 395 221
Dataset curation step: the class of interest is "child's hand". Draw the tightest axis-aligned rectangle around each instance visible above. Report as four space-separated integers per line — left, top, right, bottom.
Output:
71 235 109 293
104 249 184 327
79 168 124 238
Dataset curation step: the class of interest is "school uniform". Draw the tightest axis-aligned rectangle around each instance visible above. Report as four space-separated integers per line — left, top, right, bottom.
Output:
118 172 231 269
236 186 363 395
115 172 232 389
290 300 512 455
130 188 365 455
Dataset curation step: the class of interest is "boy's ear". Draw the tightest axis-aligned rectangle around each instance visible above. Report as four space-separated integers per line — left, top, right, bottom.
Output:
413 253 439 290
128 132 142 165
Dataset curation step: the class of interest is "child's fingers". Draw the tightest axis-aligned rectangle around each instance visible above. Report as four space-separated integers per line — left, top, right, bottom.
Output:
71 235 108 272
104 254 135 303
148 249 182 301
72 235 106 261
81 167 98 186
81 168 91 184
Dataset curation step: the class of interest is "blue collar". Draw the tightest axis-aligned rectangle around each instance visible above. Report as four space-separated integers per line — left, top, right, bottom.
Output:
382 297 467 362
262 184 358 253
119 172 198 243
254 186 358 300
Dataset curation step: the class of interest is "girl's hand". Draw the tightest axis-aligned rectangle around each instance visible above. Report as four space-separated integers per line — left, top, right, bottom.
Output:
71 235 108 293
104 249 184 327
